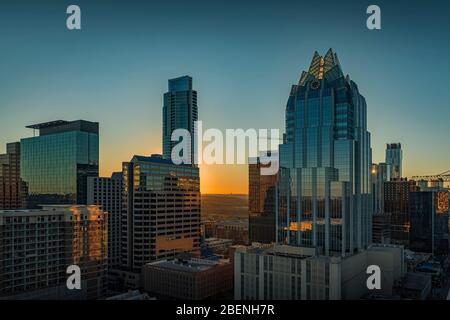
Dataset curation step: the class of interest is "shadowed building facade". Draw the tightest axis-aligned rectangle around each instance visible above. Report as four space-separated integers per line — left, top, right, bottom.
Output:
409 190 449 256
87 172 123 269
0 142 27 210
142 258 233 300
277 49 372 256
385 179 419 246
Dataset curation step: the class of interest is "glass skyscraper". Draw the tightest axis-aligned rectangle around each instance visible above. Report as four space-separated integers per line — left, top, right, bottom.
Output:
162 76 198 164
385 143 402 180
20 120 99 207
277 49 372 256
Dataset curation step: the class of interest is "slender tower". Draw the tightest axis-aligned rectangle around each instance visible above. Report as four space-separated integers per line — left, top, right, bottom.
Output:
162 76 198 165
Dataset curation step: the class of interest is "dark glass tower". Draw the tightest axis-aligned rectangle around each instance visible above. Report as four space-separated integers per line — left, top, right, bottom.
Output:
409 190 449 256
20 120 99 207
277 49 372 256
162 76 198 164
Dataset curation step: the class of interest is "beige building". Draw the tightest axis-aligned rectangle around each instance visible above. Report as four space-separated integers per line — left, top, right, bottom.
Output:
0 205 108 300
121 155 201 274
234 244 405 300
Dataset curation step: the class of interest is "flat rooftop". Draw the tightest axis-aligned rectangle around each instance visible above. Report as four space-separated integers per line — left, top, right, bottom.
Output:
25 120 99 136
130 155 197 168
26 120 69 130
145 258 228 273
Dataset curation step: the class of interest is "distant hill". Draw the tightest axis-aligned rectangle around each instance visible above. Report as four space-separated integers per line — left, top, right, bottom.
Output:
201 194 248 221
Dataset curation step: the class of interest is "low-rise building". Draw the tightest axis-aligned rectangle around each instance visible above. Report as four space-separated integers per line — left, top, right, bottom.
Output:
398 272 432 300
201 238 233 258
234 244 405 300
142 257 233 300
215 220 249 245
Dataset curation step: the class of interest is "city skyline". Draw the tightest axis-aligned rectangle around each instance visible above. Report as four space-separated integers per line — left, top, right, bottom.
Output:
1 0 450 194
1 0 449 303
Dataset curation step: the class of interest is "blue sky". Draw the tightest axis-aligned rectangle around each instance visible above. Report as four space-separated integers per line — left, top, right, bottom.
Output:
0 0 449 193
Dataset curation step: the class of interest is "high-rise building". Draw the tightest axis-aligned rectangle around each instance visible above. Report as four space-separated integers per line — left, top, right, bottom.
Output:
249 156 277 243
371 163 391 244
409 190 449 255
121 154 201 274
0 205 107 299
87 172 123 269
386 143 402 180
277 49 372 255
162 76 198 165
20 120 99 208
384 179 419 246
371 162 391 215
0 142 27 209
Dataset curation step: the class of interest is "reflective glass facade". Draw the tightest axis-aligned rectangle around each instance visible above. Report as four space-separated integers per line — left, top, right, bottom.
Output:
277 49 372 256
163 76 198 164
20 120 99 207
385 143 402 180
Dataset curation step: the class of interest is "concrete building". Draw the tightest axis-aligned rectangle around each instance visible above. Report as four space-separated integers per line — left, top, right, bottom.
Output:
121 155 201 274
215 220 249 245
201 238 233 258
0 142 27 210
142 257 233 300
234 244 405 300
0 205 107 300
372 212 391 244
202 220 217 238
87 172 123 269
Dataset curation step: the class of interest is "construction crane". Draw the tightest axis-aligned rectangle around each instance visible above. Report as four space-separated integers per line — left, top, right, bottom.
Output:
411 170 450 182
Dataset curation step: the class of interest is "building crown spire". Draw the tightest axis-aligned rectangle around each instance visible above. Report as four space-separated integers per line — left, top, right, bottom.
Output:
299 49 343 85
